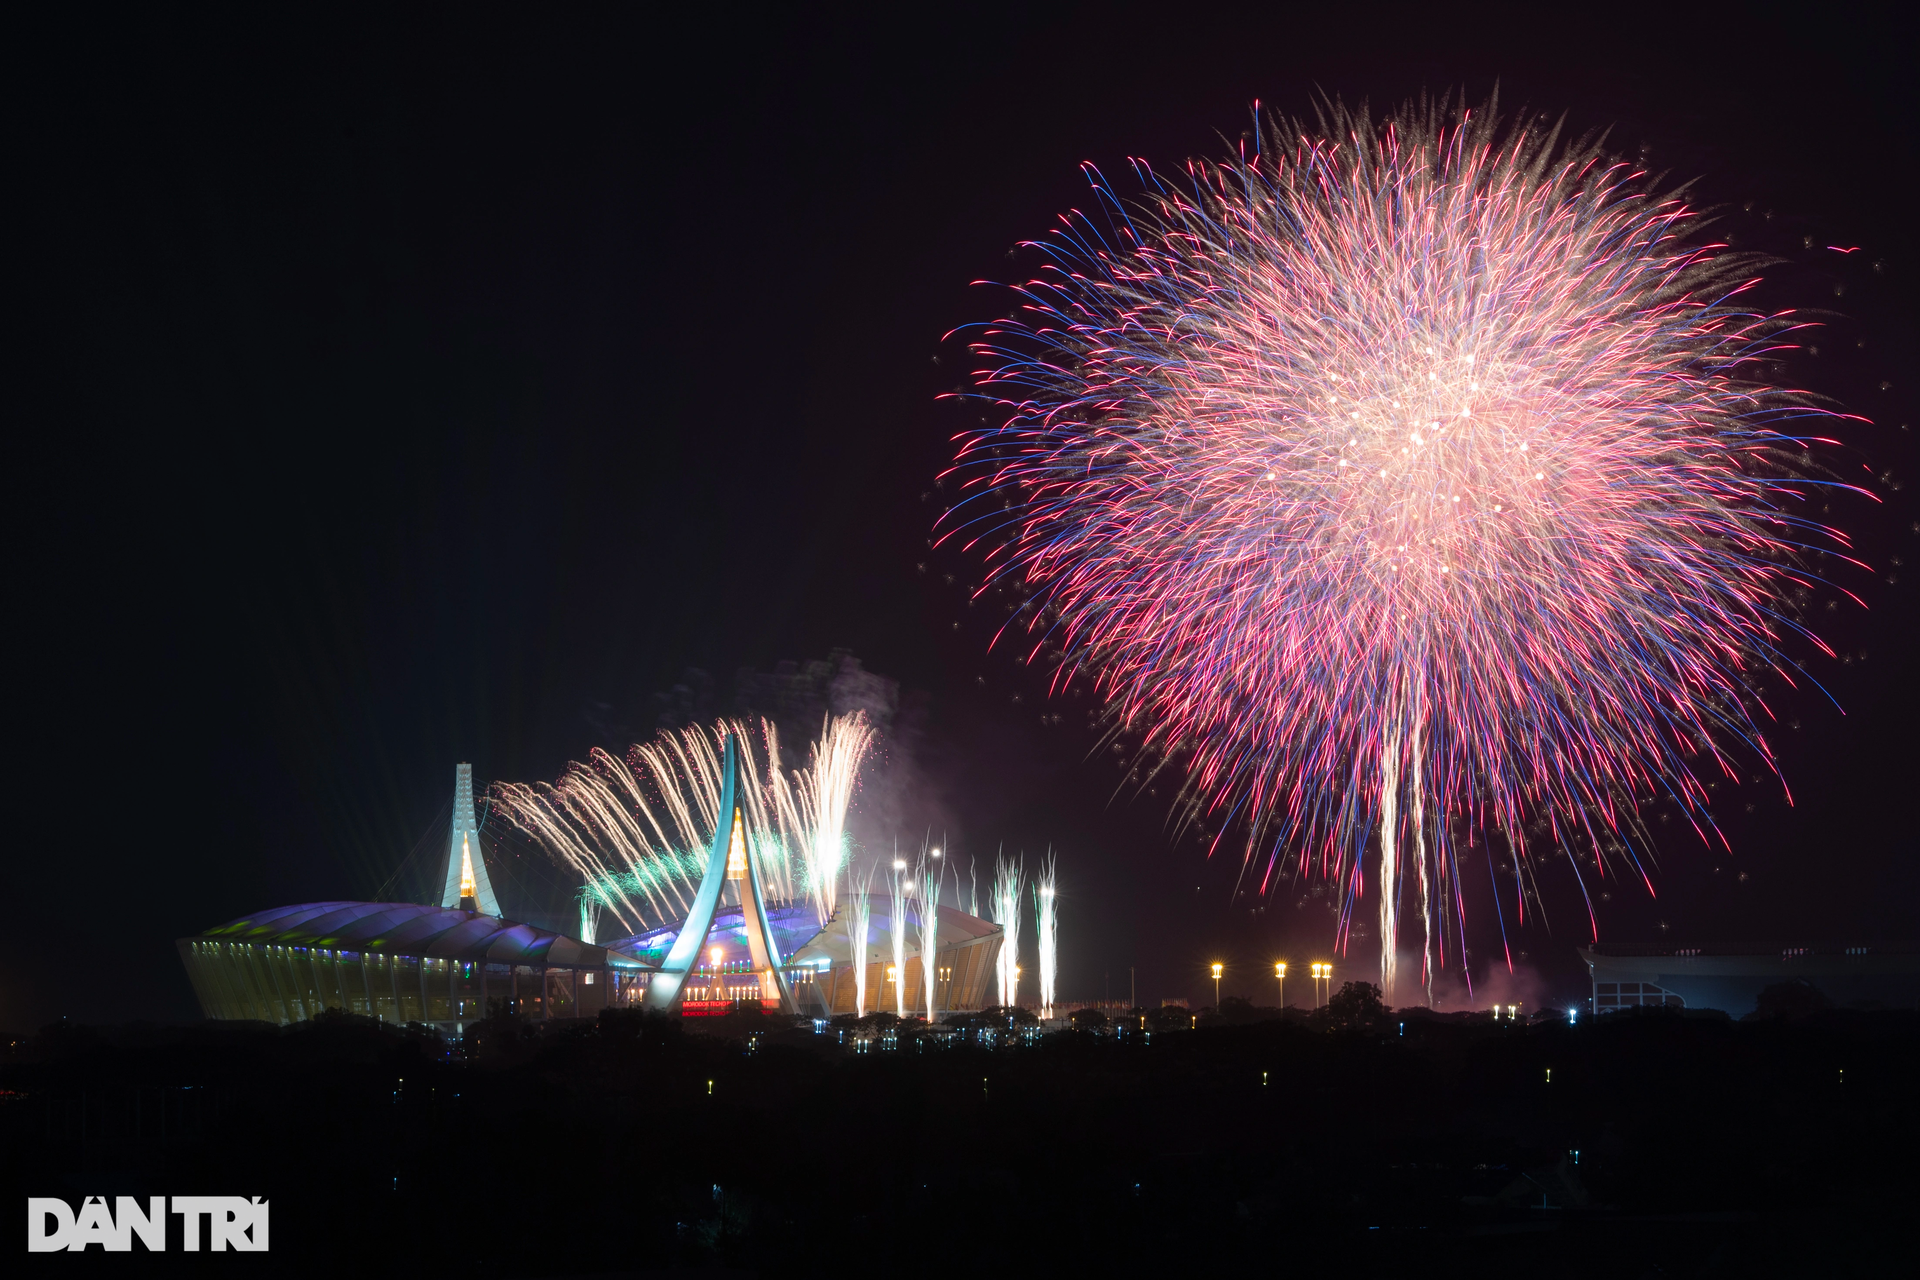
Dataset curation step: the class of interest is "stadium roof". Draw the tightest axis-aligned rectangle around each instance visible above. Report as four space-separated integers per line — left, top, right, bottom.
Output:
189 901 649 969
786 896 1001 967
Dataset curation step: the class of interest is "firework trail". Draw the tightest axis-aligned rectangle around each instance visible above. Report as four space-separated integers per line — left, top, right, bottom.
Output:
920 866 942 1021
943 96 1859 1001
846 868 874 1017
492 714 873 937
1034 851 1058 1018
889 856 911 1018
490 720 784 931
992 852 1026 1006
772 712 876 925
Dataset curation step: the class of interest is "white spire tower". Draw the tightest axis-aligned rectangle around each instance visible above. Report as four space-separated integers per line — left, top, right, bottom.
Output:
439 763 501 916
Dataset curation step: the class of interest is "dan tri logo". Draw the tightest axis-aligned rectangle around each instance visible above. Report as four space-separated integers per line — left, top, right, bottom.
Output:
27 1197 268 1252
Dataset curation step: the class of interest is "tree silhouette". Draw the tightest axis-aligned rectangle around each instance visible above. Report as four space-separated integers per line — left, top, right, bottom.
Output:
1327 981 1386 1026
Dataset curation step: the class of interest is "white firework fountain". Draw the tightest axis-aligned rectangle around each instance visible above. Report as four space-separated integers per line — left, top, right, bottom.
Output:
919 867 941 1022
889 857 911 1018
1034 851 1058 1019
992 852 1025 1008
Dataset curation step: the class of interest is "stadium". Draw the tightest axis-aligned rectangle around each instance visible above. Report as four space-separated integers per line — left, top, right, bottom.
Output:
178 749 1005 1033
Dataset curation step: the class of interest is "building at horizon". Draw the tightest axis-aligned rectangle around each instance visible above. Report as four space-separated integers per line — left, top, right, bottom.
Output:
1580 943 1920 1018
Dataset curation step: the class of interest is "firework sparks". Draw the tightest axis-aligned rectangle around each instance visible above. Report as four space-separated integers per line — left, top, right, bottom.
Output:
492 713 874 937
944 96 1861 1002
772 712 876 925
992 852 1026 1007
890 855 911 1018
921 865 942 1021
847 868 874 1017
1034 851 1058 1019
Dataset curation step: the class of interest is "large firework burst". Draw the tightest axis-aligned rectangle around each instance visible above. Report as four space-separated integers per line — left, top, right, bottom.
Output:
942 97 1858 1002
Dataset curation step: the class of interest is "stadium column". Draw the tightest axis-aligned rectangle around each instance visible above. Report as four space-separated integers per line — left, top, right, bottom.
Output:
235 946 265 1023
738 793 797 1014
309 948 330 1014
242 946 275 1023
265 946 296 1024
645 733 749 1011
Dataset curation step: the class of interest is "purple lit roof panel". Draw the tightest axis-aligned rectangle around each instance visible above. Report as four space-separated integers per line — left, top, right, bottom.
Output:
284 903 401 941
207 902 362 938
483 924 545 963
379 910 473 948
424 917 508 958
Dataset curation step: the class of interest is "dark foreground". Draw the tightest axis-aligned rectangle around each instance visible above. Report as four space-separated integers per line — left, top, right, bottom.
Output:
5 1004 1910 1276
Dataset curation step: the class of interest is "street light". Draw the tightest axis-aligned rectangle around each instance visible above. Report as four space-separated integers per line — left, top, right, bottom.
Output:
1274 961 1287 1009
1310 962 1331 1008
1211 962 1223 1009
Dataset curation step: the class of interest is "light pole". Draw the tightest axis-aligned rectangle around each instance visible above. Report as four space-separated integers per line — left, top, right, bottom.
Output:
1311 962 1331 1008
1211 962 1223 1010
1274 961 1287 1009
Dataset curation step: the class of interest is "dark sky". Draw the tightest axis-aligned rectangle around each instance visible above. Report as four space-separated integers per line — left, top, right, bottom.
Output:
10 5 1914 1028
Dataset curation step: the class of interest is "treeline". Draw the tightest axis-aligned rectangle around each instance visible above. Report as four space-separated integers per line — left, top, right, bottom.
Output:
3 1002 1912 1274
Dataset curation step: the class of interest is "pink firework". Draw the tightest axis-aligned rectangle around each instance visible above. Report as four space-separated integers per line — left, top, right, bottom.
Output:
941 97 1861 1003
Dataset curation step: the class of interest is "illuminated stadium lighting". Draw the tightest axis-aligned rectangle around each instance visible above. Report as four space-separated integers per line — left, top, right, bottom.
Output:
177 743 1012 1029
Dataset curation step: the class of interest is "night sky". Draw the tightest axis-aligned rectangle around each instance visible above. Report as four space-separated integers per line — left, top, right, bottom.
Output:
11 6 1914 1028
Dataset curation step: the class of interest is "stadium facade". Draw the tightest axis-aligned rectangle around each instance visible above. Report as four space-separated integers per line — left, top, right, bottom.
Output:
178 748 1003 1032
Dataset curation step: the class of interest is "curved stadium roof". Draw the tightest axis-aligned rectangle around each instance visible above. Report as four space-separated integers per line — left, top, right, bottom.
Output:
189 901 645 969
